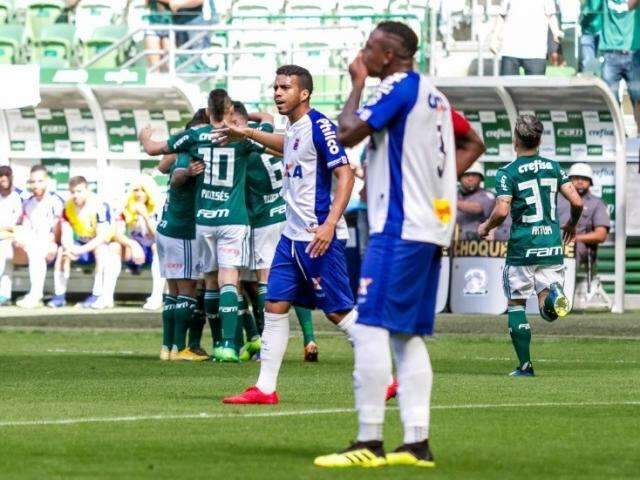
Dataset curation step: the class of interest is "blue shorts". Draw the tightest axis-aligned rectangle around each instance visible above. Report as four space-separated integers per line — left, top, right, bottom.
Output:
357 234 441 336
74 240 95 265
266 235 354 314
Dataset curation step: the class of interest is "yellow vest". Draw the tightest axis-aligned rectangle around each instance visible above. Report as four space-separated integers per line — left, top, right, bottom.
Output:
64 195 112 242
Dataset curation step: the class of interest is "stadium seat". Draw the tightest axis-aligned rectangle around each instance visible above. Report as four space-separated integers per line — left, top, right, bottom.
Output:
228 37 279 103
0 0 13 24
74 0 118 43
0 23 25 63
284 0 337 26
25 0 65 40
32 22 75 67
82 24 128 68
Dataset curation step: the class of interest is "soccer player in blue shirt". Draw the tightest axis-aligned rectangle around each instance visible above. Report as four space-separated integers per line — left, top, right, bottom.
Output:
314 22 485 468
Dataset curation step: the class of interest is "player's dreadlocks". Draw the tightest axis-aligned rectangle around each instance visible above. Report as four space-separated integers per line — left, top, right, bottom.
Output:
514 114 544 149
376 21 419 58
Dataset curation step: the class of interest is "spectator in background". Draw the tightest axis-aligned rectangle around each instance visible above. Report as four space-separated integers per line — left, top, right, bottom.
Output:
0 166 22 306
47 176 116 309
600 0 640 133
171 0 218 70
557 163 610 269
145 0 173 69
491 0 563 75
580 0 604 72
456 162 495 240
106 176 164 311
13 165 64 309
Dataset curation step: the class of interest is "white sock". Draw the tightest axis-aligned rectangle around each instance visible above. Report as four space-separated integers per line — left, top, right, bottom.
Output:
26 246 46 300
150 251 165 300
91 266 104 297
336 309 358 343
53 267 69 296
391 334 433 444
352 323 390 442
255 311 290 394
102 254 122 303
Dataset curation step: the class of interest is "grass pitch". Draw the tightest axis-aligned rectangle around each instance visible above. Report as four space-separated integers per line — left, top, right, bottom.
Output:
1 311 639 480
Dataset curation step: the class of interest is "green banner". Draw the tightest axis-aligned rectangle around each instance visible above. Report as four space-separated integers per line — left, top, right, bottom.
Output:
42 158 70 192
461 110 512 157
37 109 70 152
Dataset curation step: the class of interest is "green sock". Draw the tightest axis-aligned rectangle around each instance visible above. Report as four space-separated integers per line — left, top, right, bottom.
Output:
162 294 177 349
204 289 220 349
255 282 267 334
294 306 315 346
240 293 260 342
220 284 239 351
508 306 531 367
188 298 206 350
173 295 197 351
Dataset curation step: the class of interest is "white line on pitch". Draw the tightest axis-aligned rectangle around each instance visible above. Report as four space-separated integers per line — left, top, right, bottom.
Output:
1 401 638 428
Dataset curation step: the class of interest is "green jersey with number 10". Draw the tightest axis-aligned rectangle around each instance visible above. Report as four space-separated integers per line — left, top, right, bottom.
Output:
495 154 570 266
167 124 258 226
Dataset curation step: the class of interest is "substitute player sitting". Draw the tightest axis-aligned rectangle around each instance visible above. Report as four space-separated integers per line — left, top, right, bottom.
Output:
478 114 583 377
0 166 22 306
221 65 357 404
47 176 114 308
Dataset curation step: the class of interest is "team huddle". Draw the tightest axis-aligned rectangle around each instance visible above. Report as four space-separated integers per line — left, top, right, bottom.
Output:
0 20 587 470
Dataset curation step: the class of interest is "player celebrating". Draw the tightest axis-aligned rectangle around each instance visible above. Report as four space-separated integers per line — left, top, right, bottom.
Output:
314 22 486 468
230 101 319 362
478 114 583 377
47 176 114 308
221 65 357 404
139 89 257 362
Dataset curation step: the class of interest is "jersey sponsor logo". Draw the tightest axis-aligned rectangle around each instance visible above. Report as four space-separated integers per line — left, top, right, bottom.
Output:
197 208 230 219
428 93 446 112
284 163 303 178
269 204 286 217
172 134 190 148
201 189 230 201
198 132 217 141
517 159 554 174
219 306 237 313
531 226 553 235
109 125 136 137
262 193 281 204
525 246 563 258
316 118 341 155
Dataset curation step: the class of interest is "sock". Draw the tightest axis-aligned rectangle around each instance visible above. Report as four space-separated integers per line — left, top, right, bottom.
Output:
91 265 104 297
255 282 267 334
204 289 220 348
162 294 177 349
26 245 47 300
102 253 122 303
241 294 259 342
336 309 358 343
219 284 239 350
149 252 165 300
352 323 390 442
391 334 432 444
255 311 290 394
508 306 531 367
0 260 12 299
235 294 246 348
173 295 197 351
294 307 315 346
188 291 206 349
53 265 69 297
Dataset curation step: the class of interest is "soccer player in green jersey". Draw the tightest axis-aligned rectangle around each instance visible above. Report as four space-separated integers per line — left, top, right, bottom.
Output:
155 109 209 362
140 89 260 363
231 101 319 362
478 114 583 377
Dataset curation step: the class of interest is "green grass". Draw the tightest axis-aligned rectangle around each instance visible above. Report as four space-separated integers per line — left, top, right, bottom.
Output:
0 313 639 479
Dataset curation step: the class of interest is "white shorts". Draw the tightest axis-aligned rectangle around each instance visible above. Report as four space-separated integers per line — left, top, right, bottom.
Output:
503 264 565 300
156 232 200 280
197 224 250 272
250 222 285 271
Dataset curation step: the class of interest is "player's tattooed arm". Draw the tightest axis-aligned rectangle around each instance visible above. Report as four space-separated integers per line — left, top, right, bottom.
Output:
455 127 486 178
560 182 584 244
306 165 355 258
171 160 204 188
337 53 373 148
478 196 511 239
138 125 172 156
